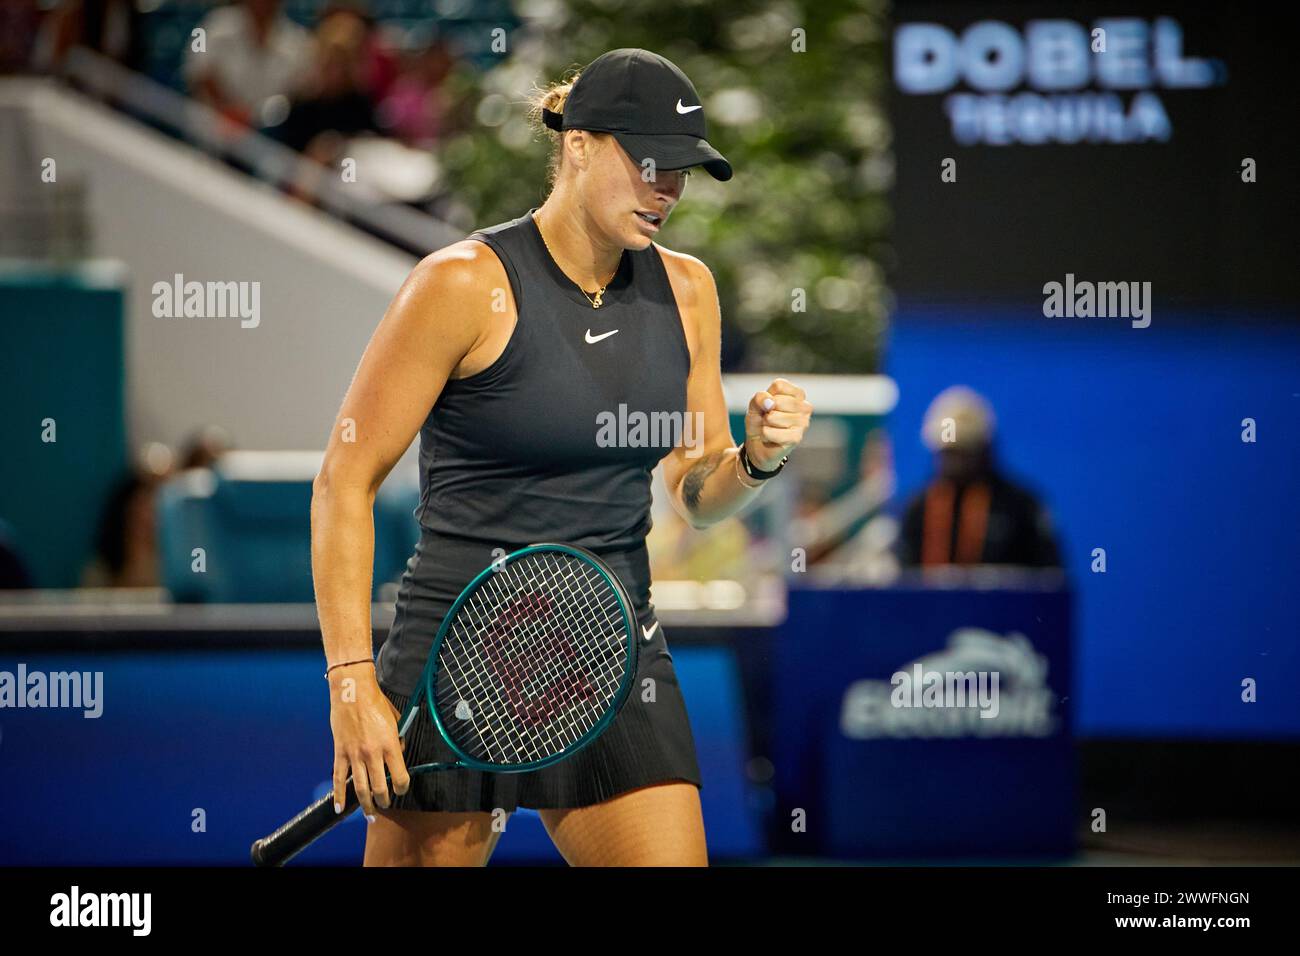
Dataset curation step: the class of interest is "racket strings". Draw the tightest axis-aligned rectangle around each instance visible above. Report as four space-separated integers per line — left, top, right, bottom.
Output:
449 554 626 762
481 554 624 756
434 551 630 766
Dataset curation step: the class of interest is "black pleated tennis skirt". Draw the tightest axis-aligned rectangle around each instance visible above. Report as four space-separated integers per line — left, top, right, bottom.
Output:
375 535 703 812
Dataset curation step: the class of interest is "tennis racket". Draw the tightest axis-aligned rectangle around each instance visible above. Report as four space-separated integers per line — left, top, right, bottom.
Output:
250 542 640 866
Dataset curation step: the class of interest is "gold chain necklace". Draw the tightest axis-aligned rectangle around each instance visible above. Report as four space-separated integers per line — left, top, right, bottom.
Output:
532 212 616 308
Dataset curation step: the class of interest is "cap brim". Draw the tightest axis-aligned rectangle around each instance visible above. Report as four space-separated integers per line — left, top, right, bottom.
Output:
611 131 733 182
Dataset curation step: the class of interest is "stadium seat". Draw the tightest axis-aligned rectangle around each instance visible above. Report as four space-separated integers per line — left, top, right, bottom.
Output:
157 451 419 603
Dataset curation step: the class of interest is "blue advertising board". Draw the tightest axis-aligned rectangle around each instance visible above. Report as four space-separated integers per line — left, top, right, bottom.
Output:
0 645 761 865
774 584 1075 858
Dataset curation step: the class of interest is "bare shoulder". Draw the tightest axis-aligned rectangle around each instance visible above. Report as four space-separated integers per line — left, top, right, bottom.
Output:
386 238 512 351
652 244 720 369
653 243 718 312
403 238 509 304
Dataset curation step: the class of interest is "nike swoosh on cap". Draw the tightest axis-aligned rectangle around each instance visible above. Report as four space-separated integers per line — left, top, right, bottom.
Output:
675 99 703 114
585 329 619 343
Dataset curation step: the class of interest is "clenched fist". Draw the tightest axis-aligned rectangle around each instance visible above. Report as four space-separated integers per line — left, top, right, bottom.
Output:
744 378 813 472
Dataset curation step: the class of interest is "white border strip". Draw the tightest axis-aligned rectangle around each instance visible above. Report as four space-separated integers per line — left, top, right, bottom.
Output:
722 374 898 415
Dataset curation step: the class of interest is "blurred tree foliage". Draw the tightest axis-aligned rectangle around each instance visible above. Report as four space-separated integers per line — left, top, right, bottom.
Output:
435 0 892 373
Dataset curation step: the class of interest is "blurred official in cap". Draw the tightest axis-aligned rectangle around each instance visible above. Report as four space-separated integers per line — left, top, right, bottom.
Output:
921 385 997 482
899 386 1061 568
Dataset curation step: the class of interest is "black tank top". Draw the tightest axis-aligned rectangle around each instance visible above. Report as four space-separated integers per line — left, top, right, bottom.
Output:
417 205 690 547
377 207 691 692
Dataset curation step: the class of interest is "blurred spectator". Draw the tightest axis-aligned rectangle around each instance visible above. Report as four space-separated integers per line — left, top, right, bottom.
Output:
31 0 137 72
792 427 897 570
646 468 756 582
897 386 1061 568
271 7 377 154
82 443 175 588
0 519 33 590
376 37 456 149
346 5 399 104
650 513 754 582
179 424 233 471
1 1 42 73
184 0 311 128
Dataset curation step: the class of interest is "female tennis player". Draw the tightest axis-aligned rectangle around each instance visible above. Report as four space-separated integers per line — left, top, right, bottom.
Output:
313 48 812 866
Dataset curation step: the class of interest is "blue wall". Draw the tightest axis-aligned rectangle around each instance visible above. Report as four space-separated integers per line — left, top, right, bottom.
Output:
885 307 1300 738
0 647 762 865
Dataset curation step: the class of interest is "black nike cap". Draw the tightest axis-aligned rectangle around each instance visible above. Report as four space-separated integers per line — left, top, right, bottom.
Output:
542 48 733 182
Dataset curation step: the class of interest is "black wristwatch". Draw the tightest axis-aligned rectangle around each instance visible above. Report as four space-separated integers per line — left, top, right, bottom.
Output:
739 441 788 480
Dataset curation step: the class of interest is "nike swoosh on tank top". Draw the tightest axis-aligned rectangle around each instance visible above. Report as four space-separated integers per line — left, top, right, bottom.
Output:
376 207 691 695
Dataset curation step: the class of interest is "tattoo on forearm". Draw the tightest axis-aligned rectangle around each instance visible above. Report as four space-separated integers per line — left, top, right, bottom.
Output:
682 452 724 513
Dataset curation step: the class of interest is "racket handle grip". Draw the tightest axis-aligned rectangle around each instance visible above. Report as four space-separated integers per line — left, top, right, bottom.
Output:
250 779 361 867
